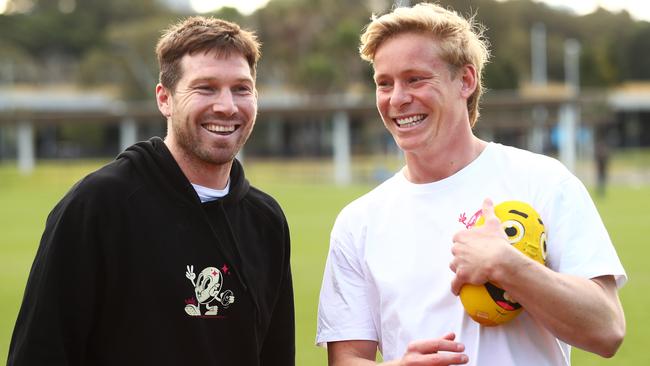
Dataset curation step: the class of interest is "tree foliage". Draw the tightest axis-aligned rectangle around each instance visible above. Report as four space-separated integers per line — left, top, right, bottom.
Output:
0 0 649 98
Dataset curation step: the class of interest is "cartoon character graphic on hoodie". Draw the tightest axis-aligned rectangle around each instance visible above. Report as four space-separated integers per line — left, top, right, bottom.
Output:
185 265 235 316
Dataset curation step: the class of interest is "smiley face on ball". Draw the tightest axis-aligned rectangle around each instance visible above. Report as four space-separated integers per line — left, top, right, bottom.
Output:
487 203 547 310
460 201 547 326
497 203 547 266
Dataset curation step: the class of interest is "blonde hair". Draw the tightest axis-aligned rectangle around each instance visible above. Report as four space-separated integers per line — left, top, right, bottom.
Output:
156 16 261 92
360 3 490 126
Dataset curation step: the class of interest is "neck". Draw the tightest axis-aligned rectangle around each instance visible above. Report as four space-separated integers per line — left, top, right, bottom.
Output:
404 135 487 184
164 139 232 190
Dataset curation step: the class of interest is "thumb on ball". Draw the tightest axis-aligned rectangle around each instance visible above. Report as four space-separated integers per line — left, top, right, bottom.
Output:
481 198 500 227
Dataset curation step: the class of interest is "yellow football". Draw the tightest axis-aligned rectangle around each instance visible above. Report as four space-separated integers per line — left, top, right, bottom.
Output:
459 201 547 326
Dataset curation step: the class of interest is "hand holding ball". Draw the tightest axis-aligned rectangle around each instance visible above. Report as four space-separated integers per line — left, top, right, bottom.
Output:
459 201 547 326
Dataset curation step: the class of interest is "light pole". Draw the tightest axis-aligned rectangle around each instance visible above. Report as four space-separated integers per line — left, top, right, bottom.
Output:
529 22 548 154
558 39 581 173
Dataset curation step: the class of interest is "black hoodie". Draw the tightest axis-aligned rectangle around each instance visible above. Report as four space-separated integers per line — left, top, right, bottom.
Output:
8 137 295 366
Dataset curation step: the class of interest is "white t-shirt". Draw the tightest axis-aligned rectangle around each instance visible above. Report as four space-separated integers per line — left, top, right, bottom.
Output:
192 181 230 203
316 142 626 366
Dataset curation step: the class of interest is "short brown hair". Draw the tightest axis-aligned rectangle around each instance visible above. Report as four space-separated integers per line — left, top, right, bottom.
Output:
360 3 490 126
155 16 261 92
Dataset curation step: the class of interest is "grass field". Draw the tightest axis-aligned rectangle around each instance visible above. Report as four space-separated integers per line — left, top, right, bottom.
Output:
1 158 649 365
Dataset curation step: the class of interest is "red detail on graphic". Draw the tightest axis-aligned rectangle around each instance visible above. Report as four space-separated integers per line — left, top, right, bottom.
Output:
458 212 467 225
459 209 483 229
467 210 483 228
211 269 218 276
496 301 515 311
185 298 197 305
221 264 230 274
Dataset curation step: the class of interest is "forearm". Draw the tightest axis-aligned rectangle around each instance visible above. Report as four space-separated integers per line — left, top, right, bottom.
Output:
494 256 625 356
331 356 401 366
329 336 467 366
330 358 378 366
332 354 409 366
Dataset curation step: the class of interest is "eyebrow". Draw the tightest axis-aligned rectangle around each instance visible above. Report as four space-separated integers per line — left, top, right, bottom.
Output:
508 209 529 219
191 76 254 84
373 68 438 80
372 72 387 82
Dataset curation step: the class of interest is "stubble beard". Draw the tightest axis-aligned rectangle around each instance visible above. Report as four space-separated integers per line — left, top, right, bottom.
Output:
172 115 249 166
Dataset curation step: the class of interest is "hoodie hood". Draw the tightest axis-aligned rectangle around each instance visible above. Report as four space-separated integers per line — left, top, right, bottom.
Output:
117 137 250 205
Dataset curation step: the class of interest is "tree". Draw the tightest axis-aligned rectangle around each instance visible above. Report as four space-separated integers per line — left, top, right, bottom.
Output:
253 0 371 92
622 23 650 80
2 0 649 96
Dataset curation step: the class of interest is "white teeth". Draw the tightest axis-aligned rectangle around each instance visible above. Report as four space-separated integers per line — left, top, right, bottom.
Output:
395 114 425 127
204 124 235 133
503 291 518 304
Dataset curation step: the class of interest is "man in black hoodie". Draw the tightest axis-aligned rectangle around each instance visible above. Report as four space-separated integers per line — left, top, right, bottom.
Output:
8 16 295 366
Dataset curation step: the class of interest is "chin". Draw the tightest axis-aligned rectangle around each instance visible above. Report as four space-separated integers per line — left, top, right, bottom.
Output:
192 146 237 166
394 139 425 153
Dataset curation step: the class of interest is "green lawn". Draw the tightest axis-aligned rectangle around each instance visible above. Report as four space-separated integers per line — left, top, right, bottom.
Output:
1 159 648 365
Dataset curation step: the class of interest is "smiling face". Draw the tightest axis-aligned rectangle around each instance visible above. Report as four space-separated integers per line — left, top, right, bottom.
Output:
158 50 257 170
496 202 547 265
480 201 547 311
195 267 222 303
460 201 548 326
372 32 474 157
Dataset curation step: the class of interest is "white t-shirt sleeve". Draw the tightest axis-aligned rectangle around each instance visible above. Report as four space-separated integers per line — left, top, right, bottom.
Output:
316 207 378 346
544 174 627 288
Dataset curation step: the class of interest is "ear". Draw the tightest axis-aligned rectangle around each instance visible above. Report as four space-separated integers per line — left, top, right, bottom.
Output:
459 64 478 99
156 83 173 118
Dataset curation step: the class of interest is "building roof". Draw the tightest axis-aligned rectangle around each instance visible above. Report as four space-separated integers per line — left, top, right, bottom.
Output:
608 81 650 111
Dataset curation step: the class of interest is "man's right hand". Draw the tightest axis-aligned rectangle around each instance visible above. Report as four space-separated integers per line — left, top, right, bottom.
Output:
398 333 468 366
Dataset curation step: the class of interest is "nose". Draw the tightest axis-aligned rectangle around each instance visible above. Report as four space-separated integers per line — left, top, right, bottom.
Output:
389 82 412 109
212 88 237 116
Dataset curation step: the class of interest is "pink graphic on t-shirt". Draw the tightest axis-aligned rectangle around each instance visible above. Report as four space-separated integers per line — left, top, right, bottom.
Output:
458 209 483 229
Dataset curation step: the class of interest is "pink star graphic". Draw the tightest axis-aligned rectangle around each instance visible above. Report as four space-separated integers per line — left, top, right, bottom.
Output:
211 270 218 276
221 264 230 274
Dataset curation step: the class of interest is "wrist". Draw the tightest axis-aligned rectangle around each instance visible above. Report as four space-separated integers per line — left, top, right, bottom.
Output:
488 244 522 286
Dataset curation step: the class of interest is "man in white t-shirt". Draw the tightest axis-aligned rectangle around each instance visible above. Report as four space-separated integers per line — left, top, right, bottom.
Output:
316 3 626 366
